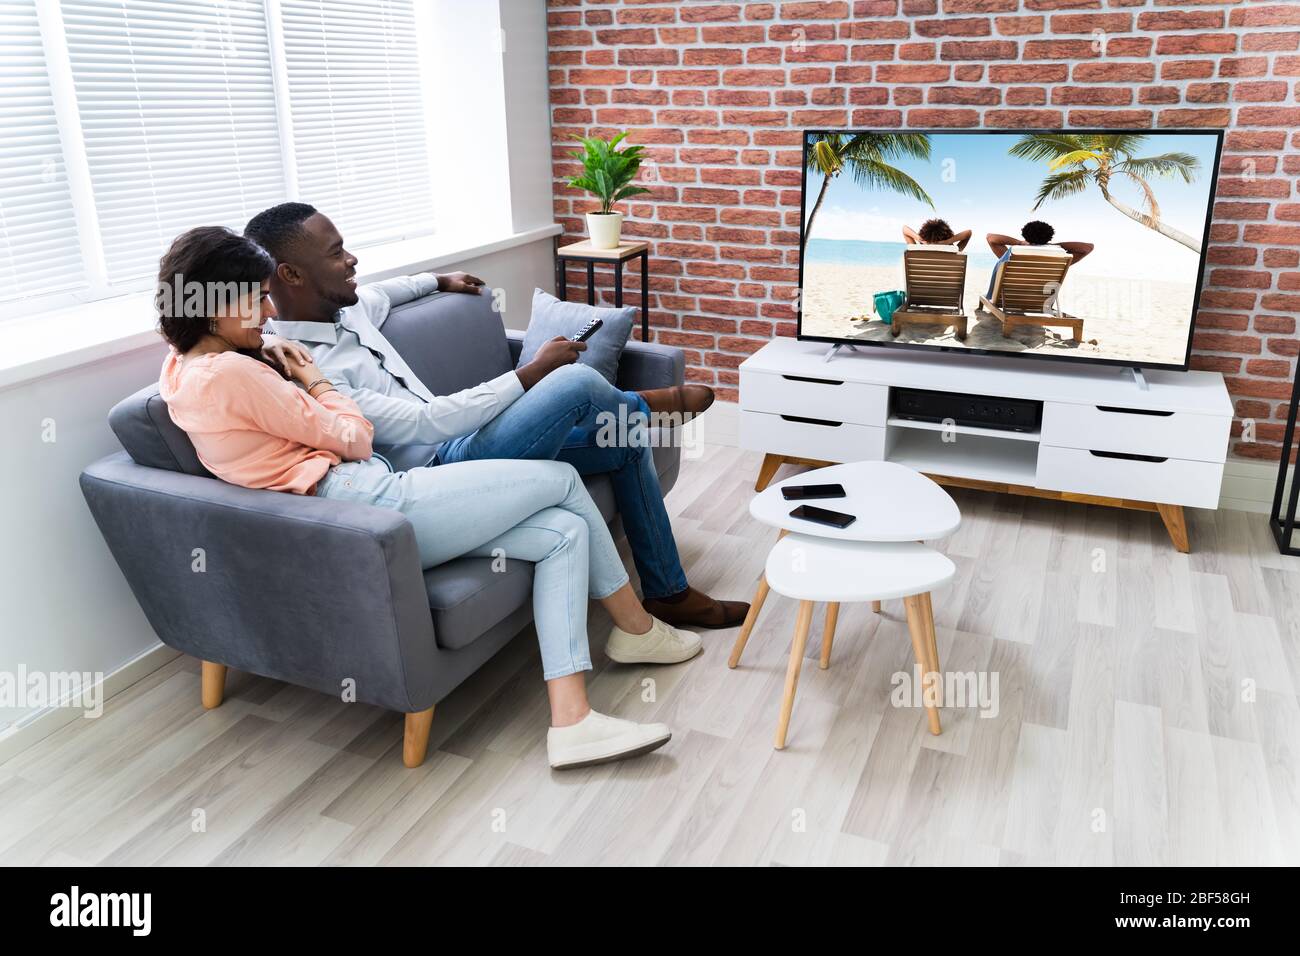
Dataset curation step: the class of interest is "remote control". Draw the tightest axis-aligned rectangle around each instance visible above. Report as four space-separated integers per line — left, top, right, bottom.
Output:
571 317 604 343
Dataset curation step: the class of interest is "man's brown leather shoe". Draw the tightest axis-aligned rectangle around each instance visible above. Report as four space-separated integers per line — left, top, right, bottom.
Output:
636 384 715 417
643 586 749 630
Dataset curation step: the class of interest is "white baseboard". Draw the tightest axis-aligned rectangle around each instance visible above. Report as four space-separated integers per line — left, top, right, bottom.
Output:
693 398 738 448
0 642 180 765
704 399 1279 514
1219 457 1282 514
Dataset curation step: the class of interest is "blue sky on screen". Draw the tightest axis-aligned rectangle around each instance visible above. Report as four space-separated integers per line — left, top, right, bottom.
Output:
804 132 1221 281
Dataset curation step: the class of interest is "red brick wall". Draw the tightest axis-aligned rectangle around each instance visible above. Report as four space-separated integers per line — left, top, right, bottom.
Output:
547 0 1300 461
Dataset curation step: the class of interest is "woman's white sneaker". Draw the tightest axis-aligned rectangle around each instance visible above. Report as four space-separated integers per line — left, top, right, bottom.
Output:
547 710 672 770
605 616 703 665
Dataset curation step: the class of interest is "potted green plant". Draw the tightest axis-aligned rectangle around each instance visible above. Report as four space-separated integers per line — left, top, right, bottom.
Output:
567 132 650 249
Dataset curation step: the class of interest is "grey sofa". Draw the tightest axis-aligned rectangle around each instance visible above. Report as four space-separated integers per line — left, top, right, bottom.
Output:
80 290 684 766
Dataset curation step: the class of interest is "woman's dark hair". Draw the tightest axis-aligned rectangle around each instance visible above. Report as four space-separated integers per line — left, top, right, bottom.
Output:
1021 220 1055 245
155 226 275 352
918 218 954 243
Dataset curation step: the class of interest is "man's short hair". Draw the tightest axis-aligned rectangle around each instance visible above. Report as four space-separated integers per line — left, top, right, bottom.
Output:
1021 220 1055 245
244 202 318 263
918 218 954 243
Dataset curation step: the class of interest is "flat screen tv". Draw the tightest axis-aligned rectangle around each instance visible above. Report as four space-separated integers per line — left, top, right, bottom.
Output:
797 129 1224 372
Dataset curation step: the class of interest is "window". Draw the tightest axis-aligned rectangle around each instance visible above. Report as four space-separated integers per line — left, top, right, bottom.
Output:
280 0 435 246
61 0 286 287
0 0 85 302
0 0 438 317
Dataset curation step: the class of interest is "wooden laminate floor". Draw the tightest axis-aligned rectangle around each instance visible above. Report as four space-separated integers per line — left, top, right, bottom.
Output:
4 443 1299 866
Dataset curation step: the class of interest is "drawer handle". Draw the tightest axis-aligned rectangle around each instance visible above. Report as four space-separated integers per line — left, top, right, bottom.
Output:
781 414 842 427
782 374 843 386
1095 405 1174 417
1089 449 1168 463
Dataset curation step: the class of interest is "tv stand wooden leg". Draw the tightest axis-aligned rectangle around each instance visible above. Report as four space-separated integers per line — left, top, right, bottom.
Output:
1156 503 1190 553
755 453 784 491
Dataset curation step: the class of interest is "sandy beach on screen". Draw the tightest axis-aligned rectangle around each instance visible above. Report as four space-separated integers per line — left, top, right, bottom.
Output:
801 261 1197 367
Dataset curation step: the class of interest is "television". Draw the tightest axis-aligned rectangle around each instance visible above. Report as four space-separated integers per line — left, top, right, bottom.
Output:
796 129 1224 372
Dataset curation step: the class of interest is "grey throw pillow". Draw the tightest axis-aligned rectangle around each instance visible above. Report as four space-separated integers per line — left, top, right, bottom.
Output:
516 288 636 385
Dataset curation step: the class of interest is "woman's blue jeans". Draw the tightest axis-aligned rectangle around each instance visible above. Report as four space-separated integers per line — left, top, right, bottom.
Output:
317 456 627 680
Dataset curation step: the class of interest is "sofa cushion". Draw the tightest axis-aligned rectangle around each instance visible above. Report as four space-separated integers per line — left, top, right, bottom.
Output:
517 288 635 385
423 557 535 650
378 289 513 396
109 384 211 477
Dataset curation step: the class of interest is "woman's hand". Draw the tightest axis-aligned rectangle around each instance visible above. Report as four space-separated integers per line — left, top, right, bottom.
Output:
286 356 327 391
260 337 314 379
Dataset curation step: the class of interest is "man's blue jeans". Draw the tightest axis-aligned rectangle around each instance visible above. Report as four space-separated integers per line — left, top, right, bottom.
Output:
436 364 689 601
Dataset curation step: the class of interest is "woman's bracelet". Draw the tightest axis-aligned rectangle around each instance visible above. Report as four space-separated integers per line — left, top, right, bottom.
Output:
305 378 331 393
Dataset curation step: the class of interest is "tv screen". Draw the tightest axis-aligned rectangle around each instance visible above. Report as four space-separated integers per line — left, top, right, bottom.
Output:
797 130 1224 371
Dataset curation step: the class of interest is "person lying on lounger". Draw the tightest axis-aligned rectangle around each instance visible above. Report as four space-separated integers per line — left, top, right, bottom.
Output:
985 220 1094 298
902 218 972 252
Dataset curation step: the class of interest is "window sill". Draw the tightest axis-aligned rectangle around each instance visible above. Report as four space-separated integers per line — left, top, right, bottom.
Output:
0 223 562 392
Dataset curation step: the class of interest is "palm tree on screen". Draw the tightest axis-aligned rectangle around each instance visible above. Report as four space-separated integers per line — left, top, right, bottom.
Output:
802 132 934 250
1010 132 1203 253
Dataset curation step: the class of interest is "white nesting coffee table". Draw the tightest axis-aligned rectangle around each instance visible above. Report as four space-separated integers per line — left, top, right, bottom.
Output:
728 461 961 748
745 460 961 542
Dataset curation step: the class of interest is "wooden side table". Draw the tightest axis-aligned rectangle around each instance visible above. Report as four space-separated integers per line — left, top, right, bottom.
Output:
555 238 651 342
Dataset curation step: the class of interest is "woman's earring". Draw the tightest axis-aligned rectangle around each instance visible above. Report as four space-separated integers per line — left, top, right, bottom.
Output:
209 319 219 335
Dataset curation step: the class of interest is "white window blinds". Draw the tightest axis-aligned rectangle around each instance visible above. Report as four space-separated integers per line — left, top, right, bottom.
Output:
279 0 435 246
60 0 287 285
0 0 84 305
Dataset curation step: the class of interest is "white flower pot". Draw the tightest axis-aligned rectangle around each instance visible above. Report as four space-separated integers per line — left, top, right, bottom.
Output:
586 212 624 250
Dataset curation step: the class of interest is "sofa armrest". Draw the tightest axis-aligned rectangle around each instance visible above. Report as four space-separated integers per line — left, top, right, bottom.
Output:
80 453 437 713
505 328 685 391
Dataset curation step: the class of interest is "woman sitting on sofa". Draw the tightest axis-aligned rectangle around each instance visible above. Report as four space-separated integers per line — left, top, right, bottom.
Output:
155 226 700 770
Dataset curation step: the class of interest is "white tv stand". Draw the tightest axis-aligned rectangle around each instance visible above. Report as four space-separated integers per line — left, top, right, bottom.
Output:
740 338 1234 552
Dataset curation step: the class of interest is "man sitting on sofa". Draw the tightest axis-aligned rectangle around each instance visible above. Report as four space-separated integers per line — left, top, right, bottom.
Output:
245 202 748 629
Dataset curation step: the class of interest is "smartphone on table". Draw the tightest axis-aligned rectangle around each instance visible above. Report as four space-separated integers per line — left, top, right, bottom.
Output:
789 504 856 529
781 483 846 501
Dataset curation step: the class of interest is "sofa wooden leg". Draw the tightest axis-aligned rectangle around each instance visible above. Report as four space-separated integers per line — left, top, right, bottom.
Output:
403 706 436 768
201 661 226 710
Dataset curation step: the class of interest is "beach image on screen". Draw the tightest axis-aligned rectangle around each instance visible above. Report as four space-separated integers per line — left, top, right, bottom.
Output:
799 131 1221 368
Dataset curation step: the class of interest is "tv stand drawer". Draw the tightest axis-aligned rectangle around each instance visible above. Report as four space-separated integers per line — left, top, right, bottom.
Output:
1041 402 1229 463
741 369 888 427
739 409 885 463
1036 445 1223 509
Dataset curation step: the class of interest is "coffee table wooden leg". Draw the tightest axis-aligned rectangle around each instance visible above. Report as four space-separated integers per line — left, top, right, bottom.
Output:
871 600 881 614
921 591 940 679
775 600 814 750
903 593 942 736
728 573 770 669
819 602 839 670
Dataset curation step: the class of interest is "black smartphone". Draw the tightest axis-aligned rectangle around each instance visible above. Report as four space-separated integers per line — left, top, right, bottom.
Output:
571 317 604 343
781 483 846 501
789 504 856 529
